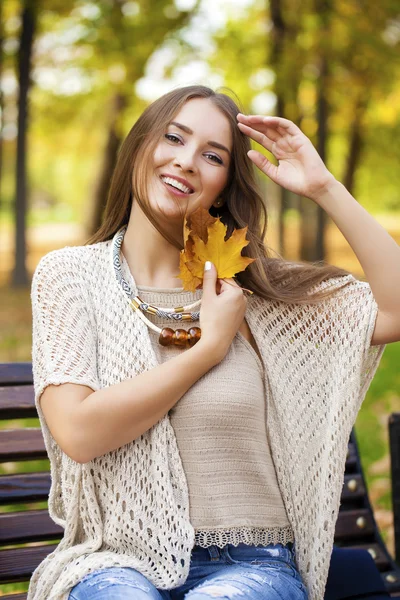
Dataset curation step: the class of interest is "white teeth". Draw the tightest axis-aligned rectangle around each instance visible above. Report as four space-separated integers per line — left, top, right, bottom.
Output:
161 176 192 194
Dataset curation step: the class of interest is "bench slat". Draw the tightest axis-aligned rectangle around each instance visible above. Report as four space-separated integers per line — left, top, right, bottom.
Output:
343 542 391 570
341 474 366 502
0 385 36 420
0 363 33 386
0 472 51 505
383 571 400 594
345 442 357 472
0 429 46 463
0 509 63 545
0 543 58 584
334 508 375 540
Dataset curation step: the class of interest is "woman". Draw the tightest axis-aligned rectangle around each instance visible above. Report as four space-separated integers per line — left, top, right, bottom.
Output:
29 85 397 600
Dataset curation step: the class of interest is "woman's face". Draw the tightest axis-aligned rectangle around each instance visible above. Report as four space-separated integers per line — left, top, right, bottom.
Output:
147 97 232 223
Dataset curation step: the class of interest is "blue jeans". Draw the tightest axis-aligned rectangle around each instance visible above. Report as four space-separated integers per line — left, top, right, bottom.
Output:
68 542 308 599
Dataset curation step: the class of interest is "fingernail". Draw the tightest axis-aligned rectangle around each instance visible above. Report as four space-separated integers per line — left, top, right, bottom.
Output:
204 261 212 271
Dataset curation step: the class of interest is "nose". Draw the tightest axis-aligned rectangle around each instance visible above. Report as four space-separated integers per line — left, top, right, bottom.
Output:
173 148 197 173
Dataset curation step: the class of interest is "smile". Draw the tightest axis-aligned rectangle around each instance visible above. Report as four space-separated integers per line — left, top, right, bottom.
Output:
159 175 194 195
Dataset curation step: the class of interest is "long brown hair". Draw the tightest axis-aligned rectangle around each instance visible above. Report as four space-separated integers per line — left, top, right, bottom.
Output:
85 84 354 304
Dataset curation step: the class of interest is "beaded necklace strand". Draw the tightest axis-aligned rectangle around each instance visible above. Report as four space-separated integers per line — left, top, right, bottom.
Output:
112 225 202 348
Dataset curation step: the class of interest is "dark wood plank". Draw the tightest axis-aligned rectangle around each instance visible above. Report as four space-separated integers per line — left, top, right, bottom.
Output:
0 385 36 420
345 442 357 472
341 474 366 501
383 569 400 593
345 542 391 570
0 543 58 583
0 509 63 545
0 363 33 386
390 412 400 565
0 429 46 463
334 508 375 540
2 594 27 600
0 472 50 505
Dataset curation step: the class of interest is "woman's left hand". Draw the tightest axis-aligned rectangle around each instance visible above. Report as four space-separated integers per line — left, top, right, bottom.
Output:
236 113 337 202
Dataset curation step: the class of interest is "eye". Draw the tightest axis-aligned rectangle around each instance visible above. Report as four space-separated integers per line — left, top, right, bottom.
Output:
205 153 223 165
165 133 181 143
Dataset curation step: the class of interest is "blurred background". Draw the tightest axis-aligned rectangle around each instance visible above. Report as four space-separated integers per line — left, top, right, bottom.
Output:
1 0 400 595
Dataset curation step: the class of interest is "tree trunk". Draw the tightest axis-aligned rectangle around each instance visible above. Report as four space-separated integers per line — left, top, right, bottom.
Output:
343 92 369 194
300 0 331 263
87 92 127 236
269 0 303 258
12 0 36 287
269 0 287 256
315 54 329 261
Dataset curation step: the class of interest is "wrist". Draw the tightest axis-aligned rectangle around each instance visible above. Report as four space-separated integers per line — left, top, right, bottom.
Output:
308 174 340 205
192 337 225 366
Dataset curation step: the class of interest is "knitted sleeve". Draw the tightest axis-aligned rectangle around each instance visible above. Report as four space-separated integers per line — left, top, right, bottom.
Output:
309 275 386 421
314 275 385 400
348 279 385 395
31 248 101 412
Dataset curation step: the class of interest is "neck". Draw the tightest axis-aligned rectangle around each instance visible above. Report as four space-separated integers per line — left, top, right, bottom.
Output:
121 201 184 288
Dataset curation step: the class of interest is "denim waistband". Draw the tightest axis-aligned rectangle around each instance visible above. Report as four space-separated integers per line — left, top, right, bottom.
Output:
191 541 296 565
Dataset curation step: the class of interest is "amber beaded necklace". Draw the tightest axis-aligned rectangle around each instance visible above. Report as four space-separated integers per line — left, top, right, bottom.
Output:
112 225 202 348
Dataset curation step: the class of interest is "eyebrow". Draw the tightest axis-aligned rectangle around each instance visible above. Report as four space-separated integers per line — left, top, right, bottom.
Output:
169 121 231 155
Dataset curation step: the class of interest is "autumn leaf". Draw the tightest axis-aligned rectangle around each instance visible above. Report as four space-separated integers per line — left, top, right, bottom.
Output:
177 206 256 292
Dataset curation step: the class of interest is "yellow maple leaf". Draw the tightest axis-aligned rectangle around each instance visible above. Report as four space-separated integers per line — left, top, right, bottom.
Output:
179 247 202 291
177 206 256 292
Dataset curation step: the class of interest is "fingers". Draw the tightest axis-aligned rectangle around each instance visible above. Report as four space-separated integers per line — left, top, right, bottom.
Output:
237 117 282 140
237 122 276 150
237 113 299 137
238 119 280 144
247 150 276 178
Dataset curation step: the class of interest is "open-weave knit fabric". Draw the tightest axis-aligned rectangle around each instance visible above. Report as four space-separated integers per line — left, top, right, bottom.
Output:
28 236 386 600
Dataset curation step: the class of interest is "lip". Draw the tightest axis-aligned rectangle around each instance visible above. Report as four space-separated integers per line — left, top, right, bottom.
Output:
159 173 195 193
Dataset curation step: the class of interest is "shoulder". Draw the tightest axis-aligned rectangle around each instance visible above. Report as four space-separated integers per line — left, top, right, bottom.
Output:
307 274 373 303
33 241 109 281
34 246 83 272
246 273 372 314
31 241 110 298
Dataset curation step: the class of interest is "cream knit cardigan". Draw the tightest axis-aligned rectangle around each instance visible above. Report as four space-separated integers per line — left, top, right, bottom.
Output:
28 239 386 600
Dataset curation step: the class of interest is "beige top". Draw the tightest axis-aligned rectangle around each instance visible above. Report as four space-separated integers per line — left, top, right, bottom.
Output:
137 284 294 548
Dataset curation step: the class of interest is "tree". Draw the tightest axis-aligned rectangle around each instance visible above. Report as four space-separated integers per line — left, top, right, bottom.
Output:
12 0 37 286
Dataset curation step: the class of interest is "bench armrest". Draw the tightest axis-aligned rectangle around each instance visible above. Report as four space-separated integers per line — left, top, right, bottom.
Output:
389 412 400 566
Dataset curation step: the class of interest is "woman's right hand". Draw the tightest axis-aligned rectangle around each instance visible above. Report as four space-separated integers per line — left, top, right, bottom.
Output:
198 261 248 363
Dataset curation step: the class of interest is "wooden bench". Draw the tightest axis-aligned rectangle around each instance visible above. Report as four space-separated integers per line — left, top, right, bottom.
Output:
1 361 400 599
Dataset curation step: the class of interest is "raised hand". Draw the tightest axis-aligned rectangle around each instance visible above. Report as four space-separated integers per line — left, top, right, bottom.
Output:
236 113 336 202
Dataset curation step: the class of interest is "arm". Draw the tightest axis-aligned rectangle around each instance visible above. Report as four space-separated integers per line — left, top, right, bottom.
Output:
236 112 400 345
40 339 219 464
315 179 400 345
